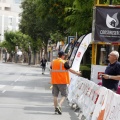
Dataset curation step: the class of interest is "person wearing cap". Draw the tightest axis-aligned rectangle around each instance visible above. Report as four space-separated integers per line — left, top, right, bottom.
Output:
102 50 120 92
50 51 81 115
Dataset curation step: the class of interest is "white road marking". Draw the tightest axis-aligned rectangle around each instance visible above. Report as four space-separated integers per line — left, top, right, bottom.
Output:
14 69 31 82
13 86 25 90
0 85 6 89
2 90 6 93
39 77 50 78
14 76 22 82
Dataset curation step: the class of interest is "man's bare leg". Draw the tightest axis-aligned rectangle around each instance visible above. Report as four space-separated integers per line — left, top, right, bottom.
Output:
59 96 65 107
54 96 58 108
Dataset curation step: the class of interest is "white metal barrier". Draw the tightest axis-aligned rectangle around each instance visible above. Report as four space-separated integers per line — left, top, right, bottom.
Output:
68 77 120 120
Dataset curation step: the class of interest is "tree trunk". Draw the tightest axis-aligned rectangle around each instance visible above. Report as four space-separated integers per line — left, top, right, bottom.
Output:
44 45 48 60
33 50 36 65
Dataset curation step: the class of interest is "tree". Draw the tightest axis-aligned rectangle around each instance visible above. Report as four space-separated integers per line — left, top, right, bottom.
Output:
20 0 55 63
20 0 67 61
99 0 120 4
20 0 40 64
1 31 32 62
50 31 65 44
3 31 31 52
62 0 94 36
36 0 67 35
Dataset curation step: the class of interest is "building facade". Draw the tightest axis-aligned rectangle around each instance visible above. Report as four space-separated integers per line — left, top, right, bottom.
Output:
0 0 22 42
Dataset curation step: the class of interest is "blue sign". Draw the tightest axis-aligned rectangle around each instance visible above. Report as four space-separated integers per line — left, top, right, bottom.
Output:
68 36 75 44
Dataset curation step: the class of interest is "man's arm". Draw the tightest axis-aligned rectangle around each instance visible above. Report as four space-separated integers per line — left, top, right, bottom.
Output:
69 68 81 76
102 74 120 80
64 61 81 76
102 62 120 80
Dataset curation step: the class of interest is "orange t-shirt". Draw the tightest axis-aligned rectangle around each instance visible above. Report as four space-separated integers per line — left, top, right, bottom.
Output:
51 58 70 84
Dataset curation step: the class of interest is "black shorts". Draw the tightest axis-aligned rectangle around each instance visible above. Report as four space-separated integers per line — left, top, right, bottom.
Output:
42 66 46 69
52 84 67 97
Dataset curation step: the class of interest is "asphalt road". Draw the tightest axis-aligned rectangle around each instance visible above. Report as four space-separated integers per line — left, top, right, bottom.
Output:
0 62 79 120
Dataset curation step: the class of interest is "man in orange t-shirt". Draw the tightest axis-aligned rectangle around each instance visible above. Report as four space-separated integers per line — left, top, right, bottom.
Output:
50 51 81 114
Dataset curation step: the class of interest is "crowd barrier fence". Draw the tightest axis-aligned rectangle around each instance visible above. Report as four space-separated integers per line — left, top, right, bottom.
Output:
68 77 120 120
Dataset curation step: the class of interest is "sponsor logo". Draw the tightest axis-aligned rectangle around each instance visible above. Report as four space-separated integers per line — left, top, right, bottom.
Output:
77 52 81 57
106 13 120 29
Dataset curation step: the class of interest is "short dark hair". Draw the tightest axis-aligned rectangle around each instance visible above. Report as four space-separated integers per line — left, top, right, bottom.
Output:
58 51 65 57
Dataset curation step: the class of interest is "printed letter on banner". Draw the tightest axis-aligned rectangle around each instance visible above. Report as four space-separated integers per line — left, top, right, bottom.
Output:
92 87 108 120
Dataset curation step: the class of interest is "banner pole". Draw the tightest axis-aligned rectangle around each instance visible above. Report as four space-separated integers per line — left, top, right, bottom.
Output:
92 43 97 65
97 0 99 5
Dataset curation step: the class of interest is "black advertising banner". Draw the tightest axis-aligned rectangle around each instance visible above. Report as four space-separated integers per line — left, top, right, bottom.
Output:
94 6 120 42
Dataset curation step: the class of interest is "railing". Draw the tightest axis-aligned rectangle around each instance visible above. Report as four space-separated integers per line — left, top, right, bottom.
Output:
68 77 120 120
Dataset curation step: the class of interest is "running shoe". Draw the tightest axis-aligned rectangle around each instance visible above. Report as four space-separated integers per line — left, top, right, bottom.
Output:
55 108 58 114
56 106 62 114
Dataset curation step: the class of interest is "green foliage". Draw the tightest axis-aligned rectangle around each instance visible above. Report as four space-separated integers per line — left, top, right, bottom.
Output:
20 0 38 38
80 65 91 71
2 31 32 53
80 65 91 80
0 42 2 47
20 0 58 53
50 31 65 44
99 0 120 4
1 41 12 53
19 0 120 53
36 0 68 37
64 0 94 36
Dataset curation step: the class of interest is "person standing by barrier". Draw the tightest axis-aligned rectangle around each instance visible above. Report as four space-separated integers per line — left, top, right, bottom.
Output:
40 57 47 74
50 51 81 115
102 51 120 92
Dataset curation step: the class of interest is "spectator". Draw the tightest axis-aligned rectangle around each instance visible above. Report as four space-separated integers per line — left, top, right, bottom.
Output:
50 51 81 115
40 57 47 74
102 51 120 92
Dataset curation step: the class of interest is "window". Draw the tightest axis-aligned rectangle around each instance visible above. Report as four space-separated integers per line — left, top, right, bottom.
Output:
5 7 11 11
16 17 20 24
9 17 12 26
